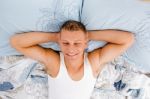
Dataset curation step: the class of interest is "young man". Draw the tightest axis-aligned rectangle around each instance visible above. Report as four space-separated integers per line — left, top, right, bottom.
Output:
10 20 134 99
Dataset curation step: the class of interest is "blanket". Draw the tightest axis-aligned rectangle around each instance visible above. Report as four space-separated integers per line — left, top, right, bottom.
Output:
0 55 150 99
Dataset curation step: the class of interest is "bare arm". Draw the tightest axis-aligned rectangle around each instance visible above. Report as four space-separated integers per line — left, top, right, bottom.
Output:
10 32 59 64
88 30 134 67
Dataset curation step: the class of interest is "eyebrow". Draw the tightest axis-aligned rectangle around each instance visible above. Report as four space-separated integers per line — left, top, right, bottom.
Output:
61 40 83 42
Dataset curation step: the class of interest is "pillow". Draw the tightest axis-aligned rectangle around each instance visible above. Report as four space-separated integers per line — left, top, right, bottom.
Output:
0 0 82 56
81 0 150 72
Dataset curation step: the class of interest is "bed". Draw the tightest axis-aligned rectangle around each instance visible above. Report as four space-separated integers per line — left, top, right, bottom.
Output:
0 0 150 99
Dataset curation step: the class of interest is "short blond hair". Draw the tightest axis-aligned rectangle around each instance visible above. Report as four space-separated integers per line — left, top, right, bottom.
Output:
60 20 86 33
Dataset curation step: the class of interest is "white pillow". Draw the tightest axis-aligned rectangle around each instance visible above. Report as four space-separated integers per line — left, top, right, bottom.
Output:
0 0 82 56
81 0 150 72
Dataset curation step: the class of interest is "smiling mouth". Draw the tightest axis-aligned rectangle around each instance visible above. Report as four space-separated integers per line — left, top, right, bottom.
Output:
66 53 78 57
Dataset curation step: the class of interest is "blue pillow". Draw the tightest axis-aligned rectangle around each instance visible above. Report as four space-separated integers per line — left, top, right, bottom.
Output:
81 0 150 72
0 0 82 56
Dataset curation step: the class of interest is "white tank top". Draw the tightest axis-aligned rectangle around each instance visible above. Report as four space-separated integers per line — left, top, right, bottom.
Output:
48 52 96 99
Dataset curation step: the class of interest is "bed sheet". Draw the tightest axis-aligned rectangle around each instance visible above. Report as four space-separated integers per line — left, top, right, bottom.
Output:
0 55 149 99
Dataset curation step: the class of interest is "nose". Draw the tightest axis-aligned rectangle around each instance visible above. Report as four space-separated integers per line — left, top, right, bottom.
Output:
68 45 76 53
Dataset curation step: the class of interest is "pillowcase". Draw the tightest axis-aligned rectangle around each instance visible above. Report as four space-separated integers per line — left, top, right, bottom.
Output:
0 0 82 56
81 0 150 72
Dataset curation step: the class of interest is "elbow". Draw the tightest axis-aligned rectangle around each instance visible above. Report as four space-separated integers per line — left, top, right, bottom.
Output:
125 33 135 47
10 35 19 48
129 33 135 45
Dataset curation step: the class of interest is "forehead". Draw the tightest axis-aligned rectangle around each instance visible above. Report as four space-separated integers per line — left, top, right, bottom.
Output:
60 30 86 41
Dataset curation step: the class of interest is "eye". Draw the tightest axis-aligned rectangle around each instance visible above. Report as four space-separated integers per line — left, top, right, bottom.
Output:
63 42 69 45
74 43 81 46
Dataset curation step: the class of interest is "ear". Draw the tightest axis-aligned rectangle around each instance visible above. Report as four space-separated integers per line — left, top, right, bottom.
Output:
84 41 88 49
85 32 89 51
84 32 88 42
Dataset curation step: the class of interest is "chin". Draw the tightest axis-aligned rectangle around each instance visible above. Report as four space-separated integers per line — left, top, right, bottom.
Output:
65 53 79 60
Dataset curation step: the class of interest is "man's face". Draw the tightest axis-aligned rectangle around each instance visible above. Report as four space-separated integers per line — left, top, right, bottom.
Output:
58 30 88 60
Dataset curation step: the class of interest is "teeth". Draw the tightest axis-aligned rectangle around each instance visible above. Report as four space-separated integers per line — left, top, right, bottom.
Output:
68 54 75 56
67 54 76 56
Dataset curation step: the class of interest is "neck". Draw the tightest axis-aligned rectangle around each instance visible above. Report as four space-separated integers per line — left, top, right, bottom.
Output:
64 54 84 71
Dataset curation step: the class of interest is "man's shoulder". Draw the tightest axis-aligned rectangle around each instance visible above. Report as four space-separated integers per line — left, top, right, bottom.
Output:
88 48 101 59
87 49 102 75
88 48 108 77
44 49 60 64
44 50 60 77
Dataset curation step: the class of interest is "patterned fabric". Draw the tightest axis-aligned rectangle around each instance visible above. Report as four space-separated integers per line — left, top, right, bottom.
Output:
92 56 150 99
0 55 150 99
0 56 48 99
